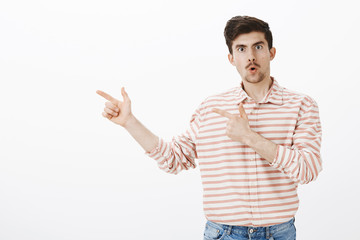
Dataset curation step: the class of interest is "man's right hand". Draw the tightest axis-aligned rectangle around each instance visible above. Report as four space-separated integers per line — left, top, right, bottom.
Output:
96 87 132 127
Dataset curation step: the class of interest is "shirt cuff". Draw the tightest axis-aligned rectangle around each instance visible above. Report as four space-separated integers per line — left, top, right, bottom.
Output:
270 144 290 170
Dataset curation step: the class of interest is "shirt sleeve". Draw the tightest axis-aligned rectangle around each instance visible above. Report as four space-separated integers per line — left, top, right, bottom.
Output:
271 97 322 184
145 104 202 175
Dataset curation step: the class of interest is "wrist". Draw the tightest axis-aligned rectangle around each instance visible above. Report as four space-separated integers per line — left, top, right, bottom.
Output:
124 114 137 130
244 130 258 147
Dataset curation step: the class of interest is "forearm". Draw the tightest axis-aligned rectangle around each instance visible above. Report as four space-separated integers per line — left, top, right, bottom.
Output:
245 130 277 163
124 114 159 153
245 130 322 184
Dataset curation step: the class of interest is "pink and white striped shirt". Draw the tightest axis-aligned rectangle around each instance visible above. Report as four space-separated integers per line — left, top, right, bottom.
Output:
146 78 322 227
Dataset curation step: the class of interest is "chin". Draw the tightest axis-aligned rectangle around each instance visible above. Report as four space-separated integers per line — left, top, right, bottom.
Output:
244 73 265 83
244 75 265 84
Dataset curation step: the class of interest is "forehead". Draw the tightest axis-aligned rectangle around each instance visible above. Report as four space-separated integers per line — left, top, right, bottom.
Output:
232 31 267 47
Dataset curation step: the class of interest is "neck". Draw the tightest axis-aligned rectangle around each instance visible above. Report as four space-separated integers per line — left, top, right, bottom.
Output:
242 77 273 102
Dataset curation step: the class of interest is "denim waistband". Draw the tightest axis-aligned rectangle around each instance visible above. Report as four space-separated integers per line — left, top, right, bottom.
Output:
206 218 295 239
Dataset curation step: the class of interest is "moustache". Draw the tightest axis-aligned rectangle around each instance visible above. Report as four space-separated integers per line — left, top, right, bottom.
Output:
246 62 260 69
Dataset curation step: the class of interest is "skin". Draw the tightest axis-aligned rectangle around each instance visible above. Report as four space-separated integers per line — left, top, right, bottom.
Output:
96 88 159 152
228 31 276 101
96 31 279 163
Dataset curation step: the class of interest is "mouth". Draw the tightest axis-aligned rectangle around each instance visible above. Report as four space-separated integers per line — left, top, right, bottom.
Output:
248 66 258 74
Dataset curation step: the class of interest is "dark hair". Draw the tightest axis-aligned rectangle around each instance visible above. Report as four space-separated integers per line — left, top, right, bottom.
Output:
224 16 273 54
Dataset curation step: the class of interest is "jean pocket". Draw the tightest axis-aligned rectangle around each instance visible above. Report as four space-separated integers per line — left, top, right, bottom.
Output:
271 220 296 240
203 222 225 240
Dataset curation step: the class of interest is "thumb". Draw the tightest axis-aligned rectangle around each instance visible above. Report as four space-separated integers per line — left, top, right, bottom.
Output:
121 87 130 102
238 103 247 119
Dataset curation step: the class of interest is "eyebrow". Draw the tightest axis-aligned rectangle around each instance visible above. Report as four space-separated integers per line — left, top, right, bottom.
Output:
234 41 265 49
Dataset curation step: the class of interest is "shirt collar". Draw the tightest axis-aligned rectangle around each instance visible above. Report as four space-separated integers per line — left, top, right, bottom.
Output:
235 77 284 105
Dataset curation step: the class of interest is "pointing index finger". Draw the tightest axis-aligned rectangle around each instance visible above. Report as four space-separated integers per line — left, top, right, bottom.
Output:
212 108 233 119
96 90 119 104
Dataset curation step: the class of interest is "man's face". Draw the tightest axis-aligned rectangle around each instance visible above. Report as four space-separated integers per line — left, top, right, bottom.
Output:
228 31 276 84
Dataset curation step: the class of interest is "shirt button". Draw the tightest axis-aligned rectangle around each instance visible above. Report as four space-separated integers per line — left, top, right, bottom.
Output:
249 229 254 233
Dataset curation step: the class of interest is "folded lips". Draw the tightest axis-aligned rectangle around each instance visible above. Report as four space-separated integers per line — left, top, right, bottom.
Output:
248 66 257 71
248 65 258 71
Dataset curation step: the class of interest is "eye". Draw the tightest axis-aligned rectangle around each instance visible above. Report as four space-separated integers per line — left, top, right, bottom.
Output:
238 47 245 52
255 45 263 50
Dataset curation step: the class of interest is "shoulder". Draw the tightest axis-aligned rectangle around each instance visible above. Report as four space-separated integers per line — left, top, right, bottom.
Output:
192 86 239 118
203 86 239 105
282 87 318 107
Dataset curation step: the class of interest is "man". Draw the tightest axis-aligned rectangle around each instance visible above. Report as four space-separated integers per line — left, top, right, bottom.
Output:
97 16 322 240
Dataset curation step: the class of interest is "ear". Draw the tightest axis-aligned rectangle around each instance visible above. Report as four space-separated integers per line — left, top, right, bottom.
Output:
269 47 276 61
228 53 235 66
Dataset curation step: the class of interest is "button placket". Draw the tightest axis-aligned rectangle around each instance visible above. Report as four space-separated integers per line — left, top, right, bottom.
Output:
251 104 260 219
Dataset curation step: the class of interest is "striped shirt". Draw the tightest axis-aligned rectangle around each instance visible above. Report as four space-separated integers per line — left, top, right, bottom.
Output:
146 78 322 227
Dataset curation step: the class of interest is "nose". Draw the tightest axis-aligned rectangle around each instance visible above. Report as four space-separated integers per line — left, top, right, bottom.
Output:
248 49 256 62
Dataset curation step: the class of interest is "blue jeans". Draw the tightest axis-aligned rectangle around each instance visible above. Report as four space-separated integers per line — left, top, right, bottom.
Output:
203 218 296 240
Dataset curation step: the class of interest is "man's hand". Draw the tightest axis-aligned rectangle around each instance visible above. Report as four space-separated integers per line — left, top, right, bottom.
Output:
212 103 253 144
96 87 133 127
213 103 277 162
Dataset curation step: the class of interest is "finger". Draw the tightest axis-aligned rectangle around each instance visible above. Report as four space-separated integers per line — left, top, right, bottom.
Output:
212 108 233 119
238 103 247 118
105 101 120 113
121 87 130 102
96 90 119 104
104 107 119 117
102 112 112 120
